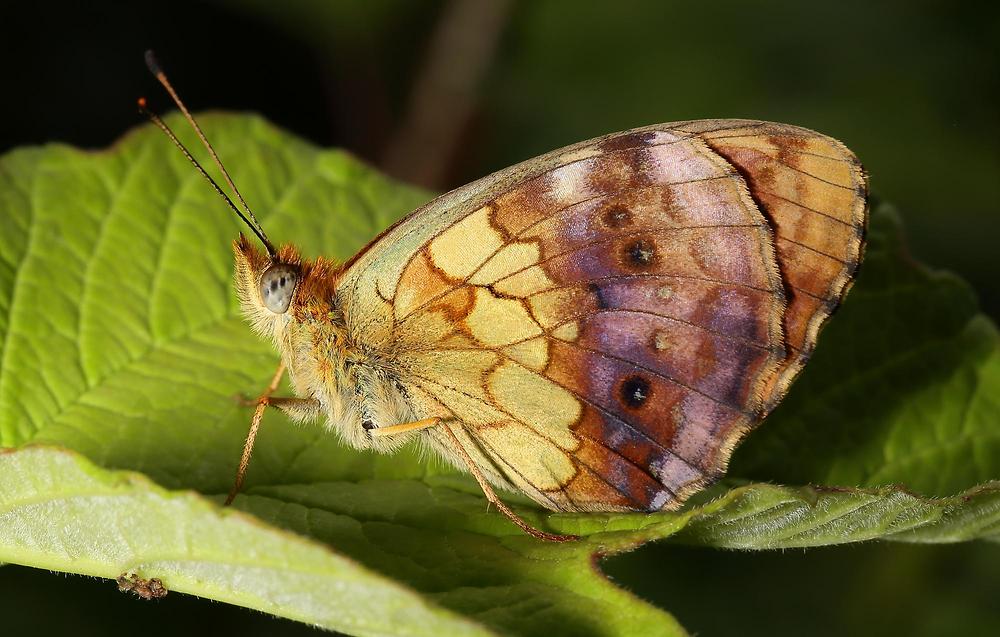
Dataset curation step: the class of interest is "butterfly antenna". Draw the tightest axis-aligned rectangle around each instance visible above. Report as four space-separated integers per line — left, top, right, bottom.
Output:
142 50 277 258
137 98 277 257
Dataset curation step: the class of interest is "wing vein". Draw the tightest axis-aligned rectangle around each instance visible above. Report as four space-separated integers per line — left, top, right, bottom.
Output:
759 190 854 227
778 236 851 264
410 376 656 509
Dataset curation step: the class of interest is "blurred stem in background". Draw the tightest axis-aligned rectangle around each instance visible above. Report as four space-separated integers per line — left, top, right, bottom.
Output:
381 0 513 187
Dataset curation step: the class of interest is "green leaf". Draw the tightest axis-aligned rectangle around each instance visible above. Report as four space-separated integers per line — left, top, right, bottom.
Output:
0 445 490 636
671 481 1000 548
0 114 997 636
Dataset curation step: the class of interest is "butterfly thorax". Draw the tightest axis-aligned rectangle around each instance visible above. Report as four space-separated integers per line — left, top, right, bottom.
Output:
297 310 422 451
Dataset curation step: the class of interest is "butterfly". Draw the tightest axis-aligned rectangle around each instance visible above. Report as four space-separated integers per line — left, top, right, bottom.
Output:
141 52 867 541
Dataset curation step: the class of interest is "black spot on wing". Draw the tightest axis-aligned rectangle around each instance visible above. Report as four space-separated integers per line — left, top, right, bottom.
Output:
620 375 651 409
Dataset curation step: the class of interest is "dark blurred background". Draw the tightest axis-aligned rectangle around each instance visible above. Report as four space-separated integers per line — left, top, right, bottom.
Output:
1 1 997 635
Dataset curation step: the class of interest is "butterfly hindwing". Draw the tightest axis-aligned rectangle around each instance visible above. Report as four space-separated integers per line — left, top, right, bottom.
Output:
337 120 866 512
679 121 868 409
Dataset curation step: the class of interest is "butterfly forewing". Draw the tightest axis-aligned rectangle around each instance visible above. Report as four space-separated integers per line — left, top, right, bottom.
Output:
337 120 866 512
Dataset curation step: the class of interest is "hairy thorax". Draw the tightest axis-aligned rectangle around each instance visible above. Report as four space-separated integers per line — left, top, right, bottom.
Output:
286 297 418 452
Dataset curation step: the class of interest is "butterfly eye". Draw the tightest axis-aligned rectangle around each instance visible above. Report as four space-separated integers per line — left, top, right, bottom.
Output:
259 264 299 314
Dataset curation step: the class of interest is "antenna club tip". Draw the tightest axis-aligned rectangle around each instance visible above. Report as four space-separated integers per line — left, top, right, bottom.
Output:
144 49 162 76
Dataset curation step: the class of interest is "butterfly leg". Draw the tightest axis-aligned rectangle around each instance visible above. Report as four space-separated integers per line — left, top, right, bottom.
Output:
370 417 441 437
268 397 324 423
225 361 325 505
440 422 579 543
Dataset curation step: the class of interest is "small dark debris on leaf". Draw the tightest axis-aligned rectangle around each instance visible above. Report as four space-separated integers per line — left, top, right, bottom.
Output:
117 572 168 599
